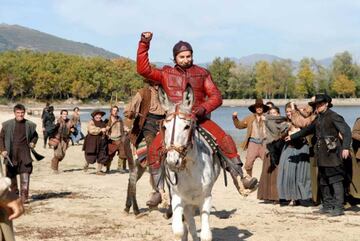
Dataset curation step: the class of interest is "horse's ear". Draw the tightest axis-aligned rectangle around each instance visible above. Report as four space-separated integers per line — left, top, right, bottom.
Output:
181 85 194 111
158 86 173 112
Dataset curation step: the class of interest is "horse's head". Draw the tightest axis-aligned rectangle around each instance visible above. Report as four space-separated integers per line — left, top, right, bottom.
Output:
159 85 195 171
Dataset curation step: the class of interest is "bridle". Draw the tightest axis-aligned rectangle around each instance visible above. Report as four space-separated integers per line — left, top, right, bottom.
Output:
161 104 196 171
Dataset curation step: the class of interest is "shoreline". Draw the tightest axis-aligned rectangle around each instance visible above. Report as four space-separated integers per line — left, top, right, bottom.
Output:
0 98 359 115
222 98 360 107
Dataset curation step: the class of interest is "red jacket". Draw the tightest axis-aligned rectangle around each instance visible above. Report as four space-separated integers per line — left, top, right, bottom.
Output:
137 41 222 114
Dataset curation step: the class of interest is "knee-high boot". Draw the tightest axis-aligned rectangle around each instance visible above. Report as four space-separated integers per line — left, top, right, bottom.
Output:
328 181 344 216
10 177 19 196
51 157 59 173
20 173 30 204
105 161 111 173
228 156 258 192
146 166 163 207
117 158 127 173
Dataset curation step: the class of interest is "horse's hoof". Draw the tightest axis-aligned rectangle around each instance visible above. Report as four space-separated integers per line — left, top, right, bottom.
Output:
123 208 130 214
163 209 173 219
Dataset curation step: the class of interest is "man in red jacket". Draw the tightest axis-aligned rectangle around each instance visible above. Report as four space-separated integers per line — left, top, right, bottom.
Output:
137 32 257 206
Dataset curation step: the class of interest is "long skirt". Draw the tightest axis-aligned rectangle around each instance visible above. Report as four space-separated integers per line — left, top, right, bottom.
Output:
70 123 84 144
277 143 312 201
257 154 279 201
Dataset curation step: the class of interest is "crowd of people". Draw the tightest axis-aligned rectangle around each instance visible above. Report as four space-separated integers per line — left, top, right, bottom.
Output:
235 95 360 217
0 31 359 239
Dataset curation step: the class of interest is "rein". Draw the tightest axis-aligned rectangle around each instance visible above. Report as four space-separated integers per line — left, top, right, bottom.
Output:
162 104 196 171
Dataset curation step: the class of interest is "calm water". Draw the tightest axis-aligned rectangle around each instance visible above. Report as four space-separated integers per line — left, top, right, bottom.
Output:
79 106 360 144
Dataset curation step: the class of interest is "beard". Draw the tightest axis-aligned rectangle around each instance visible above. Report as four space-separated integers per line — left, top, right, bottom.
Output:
176 60 193 69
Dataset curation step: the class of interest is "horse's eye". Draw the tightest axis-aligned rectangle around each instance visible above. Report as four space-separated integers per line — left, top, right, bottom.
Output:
184 125 190 130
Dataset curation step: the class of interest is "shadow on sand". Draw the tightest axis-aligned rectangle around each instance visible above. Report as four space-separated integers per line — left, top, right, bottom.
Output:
31 191 73 202
212 208 237 219
212 226 253 241
63 168 90 173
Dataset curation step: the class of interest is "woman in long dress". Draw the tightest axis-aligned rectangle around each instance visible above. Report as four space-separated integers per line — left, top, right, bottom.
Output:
70 107 84 145
277 103 312 206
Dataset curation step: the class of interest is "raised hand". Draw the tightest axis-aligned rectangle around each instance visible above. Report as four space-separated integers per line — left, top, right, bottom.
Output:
141 32 153 43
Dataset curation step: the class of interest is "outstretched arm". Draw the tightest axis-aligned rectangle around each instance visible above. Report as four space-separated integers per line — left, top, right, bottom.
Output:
136 32 162 84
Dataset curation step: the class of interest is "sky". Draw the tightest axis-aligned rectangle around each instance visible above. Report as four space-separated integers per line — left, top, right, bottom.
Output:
1 0 360 63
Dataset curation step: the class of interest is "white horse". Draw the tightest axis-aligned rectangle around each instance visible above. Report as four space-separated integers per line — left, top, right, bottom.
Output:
159 86 221 241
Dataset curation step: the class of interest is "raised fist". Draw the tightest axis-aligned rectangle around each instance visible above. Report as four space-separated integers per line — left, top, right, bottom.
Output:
141 32 153 43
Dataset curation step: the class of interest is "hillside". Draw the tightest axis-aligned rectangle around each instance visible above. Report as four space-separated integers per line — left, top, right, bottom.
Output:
0 23 119 59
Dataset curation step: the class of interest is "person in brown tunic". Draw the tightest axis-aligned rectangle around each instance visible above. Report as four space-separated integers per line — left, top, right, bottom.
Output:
83 110 109 175
106 106 132 173
0 104 38 204
233 99 269 177
124 82 166 207
50 110 75 174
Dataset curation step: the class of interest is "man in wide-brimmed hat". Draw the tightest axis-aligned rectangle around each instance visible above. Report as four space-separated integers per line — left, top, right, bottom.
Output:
233 98 269 177
288 93 351 216
83 109 109 175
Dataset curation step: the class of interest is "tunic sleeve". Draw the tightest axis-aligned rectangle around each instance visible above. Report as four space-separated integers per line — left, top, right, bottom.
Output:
87 120 102 135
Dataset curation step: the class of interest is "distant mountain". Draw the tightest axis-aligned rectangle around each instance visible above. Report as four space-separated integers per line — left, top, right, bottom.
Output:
317 57 333 68
235 54 285 66
153 61 208 68
0 23 119 59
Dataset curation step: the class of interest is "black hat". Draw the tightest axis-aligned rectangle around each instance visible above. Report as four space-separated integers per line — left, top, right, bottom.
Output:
248 99 270 113
91 109 106 118
308 94 333 108
173 41 193 58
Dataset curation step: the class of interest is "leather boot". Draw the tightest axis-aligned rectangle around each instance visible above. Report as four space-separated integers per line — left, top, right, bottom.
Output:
51 157 59 174
146 167 163 207
117 158 126 173
122 158 127 170
83 162 89 172
314 185 333 214
327 182 344 217
20 173 30 204
105 161 111 173
229 157 258 191
10 177 19 196
96 163 105 175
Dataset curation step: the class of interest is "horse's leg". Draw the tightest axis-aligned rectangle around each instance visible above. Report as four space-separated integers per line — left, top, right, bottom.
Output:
200 196 212 241
164 179 173 219
184 205 198 241
172 193 185 241
132 163 146 215
124 155 137 213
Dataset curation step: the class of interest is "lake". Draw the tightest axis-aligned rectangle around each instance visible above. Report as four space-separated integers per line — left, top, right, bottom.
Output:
78 106 360 144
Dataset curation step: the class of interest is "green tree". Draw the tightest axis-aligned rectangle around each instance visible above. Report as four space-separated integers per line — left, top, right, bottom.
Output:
227 64 255 98
332 74 356 97
272 59 294 98
255 61 274 98
295 58 315 97
208 57 236 98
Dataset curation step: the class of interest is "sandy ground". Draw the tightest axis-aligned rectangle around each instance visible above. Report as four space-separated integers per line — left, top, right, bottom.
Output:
1 112 359 241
